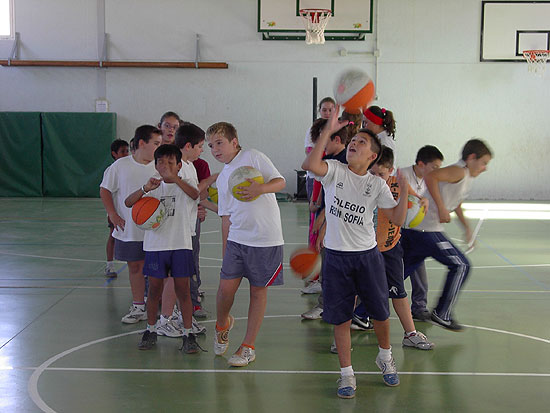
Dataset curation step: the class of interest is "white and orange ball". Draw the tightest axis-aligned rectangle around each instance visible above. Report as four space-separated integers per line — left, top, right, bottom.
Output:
131 197 167 230
333 69 375 114
289 248 322 281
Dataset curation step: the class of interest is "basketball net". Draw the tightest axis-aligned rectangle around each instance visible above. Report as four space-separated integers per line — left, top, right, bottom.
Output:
299 9 331 45
522 50 549 77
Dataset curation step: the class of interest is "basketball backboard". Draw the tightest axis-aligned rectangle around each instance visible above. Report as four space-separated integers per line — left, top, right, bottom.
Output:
258 0 372 41
481 1 550 62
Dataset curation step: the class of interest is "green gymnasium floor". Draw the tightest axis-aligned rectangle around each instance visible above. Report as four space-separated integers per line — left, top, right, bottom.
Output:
1 198 549 412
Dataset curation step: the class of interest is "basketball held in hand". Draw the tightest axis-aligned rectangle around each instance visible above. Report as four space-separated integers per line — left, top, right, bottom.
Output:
131 197 167 230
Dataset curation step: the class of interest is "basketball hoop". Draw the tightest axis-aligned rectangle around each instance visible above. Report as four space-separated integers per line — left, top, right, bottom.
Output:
522 50 549 76
299 9 332 45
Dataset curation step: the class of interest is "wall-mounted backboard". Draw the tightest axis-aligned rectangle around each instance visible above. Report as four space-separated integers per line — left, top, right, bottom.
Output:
481 1 550 62
258 0 373 41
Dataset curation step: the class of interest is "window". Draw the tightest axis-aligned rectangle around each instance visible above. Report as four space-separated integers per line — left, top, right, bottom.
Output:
0 0 13 39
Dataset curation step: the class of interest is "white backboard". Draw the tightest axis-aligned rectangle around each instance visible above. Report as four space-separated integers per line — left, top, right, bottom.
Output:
481 1 550 62
258 0 372 40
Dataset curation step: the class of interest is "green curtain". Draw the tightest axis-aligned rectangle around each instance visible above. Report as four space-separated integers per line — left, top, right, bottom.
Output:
0 112 43 196
42 113 116 197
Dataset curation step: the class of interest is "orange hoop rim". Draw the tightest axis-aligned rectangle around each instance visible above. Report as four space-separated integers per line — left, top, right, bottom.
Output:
522 49 549 58
299 8 332 15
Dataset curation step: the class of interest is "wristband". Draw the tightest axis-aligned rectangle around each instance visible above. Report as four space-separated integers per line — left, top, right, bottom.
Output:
141 185 150 195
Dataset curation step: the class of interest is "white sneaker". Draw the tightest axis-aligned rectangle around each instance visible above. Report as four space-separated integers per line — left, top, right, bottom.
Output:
337 375 356 399
402 331 434 350
157 318 183 338
300 280 322 294
228 346 256 367
121 305 147 324
169 313 206 335
301 305 323 320
375 355 400 387
192 317 207 335
214 315 234 356
171 306 181 320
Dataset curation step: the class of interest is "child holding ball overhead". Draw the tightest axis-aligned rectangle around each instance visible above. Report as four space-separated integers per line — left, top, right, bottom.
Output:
206 121 285 367
302 106 409 399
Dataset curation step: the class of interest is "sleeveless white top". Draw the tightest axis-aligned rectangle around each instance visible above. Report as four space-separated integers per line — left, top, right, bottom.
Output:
414 160 474 232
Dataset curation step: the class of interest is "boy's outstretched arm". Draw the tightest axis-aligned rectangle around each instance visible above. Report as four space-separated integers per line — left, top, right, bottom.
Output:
198 173 219 199
302 104 348 177
453 203 472 242
425 165 465 223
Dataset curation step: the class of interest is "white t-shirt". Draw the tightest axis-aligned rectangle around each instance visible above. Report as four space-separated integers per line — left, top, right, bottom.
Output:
414 160 474 232
401 165 426 196
100 155 158 242
318 160 397 251
143 181 195 251
217 149 284 247
179 160 199 236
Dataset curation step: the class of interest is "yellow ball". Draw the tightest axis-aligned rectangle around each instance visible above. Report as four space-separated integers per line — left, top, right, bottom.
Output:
228 166 264 202
207 183 218 203
405 195 426 228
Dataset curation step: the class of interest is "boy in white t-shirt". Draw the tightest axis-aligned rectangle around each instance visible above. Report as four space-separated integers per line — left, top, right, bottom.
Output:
402 139 492 331
100 125 162 324
104 139 129 278
125 144 202 353
400 145 444 321
302 107 408 399
207 122 285 367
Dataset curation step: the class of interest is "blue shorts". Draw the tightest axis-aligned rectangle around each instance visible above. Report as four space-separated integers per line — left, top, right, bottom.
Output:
382 241 407 299
322 247 390 325
143 249 195 279
220 241 284 287
114 239 145 262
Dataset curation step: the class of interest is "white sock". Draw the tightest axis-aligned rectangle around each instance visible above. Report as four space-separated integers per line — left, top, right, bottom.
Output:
182 328 191 337
106 261 114 270
378 346 392 361
147 323 157 333
160 315 170 325
340 366 354 377
405 330 417 337
133 303 145 311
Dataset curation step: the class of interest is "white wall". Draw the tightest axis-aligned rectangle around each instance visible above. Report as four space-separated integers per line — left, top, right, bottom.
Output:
1 0 549 199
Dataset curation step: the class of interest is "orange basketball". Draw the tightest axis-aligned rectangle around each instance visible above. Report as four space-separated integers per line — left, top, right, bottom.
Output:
131 196 167 230
289 248 322 280
333 69 376 114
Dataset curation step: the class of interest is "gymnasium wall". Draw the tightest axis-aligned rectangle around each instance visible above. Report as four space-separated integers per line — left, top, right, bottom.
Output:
0 0 549 200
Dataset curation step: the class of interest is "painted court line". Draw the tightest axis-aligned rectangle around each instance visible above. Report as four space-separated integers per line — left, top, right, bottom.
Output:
20 367 550 378
27 315 550 412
